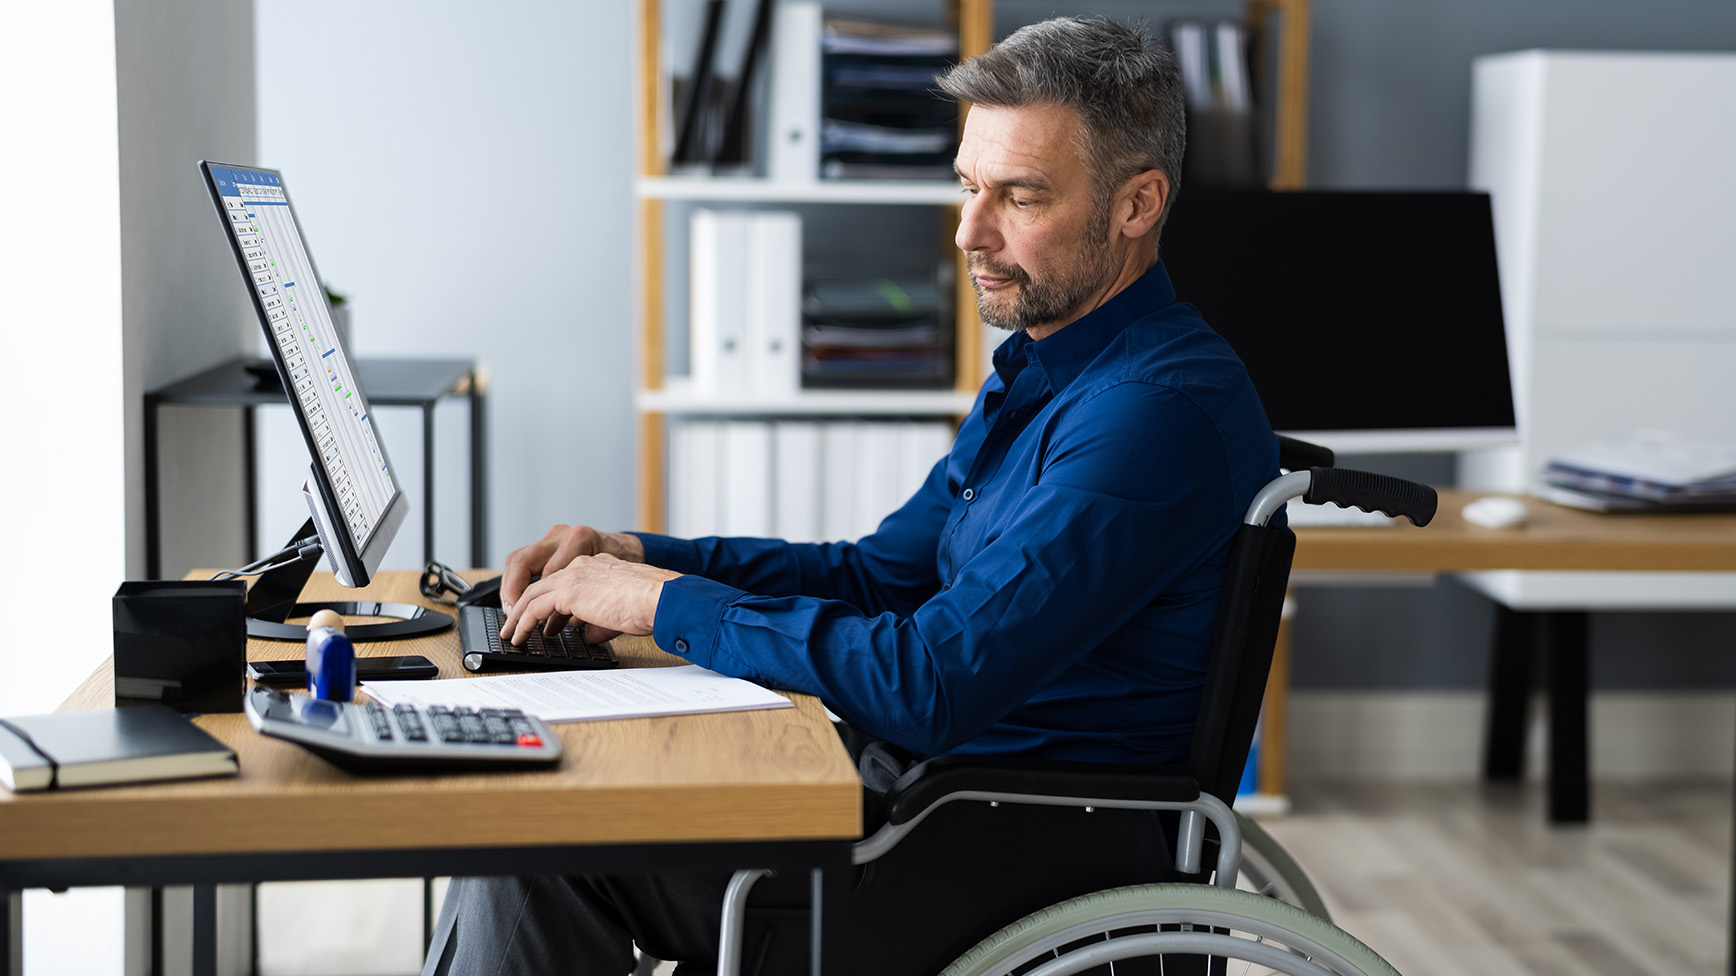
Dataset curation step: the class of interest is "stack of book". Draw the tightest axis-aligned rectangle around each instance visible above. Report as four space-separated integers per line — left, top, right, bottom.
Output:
1536 430 1736 512
820 18 958 181
801 275 952 389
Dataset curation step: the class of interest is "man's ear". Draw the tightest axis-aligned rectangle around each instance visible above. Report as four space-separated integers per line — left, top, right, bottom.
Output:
1116 169 1170 240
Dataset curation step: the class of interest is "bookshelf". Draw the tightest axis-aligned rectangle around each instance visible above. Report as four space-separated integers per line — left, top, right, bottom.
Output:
633 0 1311 531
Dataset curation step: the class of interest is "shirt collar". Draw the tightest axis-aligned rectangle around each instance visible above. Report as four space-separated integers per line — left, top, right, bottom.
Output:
990 261 1179 395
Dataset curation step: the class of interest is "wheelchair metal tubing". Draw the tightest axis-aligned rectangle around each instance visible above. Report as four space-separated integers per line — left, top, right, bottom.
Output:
852 792 1241 888
1246 471 1311 527
1176 810 1206 875
717 868 770 976
1024 931 1345 976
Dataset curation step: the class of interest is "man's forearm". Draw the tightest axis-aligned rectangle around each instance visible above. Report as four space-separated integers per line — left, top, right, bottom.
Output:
603 531 646 563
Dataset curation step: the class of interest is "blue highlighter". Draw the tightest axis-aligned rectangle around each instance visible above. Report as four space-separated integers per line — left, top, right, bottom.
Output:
305 608 356 703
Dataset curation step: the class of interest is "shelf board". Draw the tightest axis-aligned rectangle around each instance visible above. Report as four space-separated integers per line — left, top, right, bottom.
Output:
638 383 976 416
635 175 967 206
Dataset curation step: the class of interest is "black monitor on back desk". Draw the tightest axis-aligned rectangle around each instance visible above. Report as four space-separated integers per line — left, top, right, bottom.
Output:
1160 189 1518 454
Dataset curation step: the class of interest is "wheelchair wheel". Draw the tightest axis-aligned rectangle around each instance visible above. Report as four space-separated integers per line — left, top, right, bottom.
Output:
1236 812 1333 921
939 883 1400 976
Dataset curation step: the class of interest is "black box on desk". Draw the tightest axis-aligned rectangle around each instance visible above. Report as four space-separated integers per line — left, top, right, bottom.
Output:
113 580 248 713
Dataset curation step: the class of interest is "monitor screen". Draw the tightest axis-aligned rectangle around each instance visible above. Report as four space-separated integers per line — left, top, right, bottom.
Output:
1159 190 1517 452
200 161 406 586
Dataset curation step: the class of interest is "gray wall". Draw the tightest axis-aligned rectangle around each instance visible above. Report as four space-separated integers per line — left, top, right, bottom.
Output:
253 0 636 571
117 0 259 582
1290 0 1736 690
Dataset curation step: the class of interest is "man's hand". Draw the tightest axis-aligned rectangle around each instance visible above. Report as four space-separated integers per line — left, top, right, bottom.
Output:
500 554 681 646
501 524 647 611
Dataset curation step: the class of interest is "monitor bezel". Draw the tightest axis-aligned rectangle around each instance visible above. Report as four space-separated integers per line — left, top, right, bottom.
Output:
198 160 408 587
1281 427 1519 455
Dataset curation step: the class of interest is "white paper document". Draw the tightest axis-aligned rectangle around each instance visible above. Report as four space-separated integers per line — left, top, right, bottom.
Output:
362 665 793 724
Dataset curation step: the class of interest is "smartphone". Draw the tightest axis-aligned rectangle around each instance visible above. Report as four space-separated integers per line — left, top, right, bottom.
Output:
247 655 439 686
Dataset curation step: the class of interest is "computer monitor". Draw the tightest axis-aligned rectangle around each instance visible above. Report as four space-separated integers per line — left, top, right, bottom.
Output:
1159 190 1518 453
199 161 408 588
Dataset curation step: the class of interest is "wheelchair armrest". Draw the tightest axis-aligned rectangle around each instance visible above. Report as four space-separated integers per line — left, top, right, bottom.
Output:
883 754 1203 825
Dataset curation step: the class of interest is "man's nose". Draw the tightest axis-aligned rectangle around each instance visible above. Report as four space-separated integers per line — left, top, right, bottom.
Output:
955 194 998 254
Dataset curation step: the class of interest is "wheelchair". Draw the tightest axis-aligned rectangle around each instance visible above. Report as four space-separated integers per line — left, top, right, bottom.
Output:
677 437 1435 976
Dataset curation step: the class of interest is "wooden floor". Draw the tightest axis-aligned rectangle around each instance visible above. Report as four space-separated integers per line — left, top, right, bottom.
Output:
250 781 1734 975
1264 781 1734 976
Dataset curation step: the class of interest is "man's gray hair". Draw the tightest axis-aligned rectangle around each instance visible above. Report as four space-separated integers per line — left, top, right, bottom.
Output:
939 17 1186 225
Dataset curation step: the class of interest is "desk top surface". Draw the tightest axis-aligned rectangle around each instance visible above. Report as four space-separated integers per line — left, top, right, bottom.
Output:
1292 489 1736 572
0 572 860 863
146 357 477 408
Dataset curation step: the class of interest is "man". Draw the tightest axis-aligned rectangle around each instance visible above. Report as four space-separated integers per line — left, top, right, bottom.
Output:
425 16 1277 975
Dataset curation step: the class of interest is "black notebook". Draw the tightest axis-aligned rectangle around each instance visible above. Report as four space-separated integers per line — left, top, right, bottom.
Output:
0 706 239 792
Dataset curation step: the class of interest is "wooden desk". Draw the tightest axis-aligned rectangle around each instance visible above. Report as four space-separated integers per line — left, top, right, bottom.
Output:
0 572 861 975
1294 489 1736 573
1282 489 1736 823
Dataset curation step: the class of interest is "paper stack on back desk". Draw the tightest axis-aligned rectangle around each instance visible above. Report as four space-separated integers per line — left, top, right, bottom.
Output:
362 665 793 724
1539 429 1736 512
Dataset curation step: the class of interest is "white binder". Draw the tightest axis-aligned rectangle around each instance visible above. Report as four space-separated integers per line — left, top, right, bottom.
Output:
690 209 752 396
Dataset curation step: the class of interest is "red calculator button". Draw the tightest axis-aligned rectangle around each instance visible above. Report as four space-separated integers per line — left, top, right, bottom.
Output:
517 733 544 747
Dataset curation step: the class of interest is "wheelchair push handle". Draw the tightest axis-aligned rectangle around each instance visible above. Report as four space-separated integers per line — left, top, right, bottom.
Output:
1304 467 1438 527
1276 435 1335 471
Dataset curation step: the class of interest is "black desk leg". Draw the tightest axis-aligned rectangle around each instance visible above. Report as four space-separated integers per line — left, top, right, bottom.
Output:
145 394 162 580
1545 611 1591 824
192 884 217 976
810 848 851 976
3 885 20 976
1483 605 1537 782
425 877 437 953
423 404 437 568
151 886 163 976
243 405 259 564
469 376 488 568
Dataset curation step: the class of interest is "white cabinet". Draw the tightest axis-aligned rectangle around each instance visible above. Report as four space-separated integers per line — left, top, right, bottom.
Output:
1463 50 1736 607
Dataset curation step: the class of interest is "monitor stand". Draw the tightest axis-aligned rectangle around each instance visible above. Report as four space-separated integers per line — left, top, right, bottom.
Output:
245 520 453 642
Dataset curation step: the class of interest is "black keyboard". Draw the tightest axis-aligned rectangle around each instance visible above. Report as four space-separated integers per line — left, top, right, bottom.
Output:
458 605 618 673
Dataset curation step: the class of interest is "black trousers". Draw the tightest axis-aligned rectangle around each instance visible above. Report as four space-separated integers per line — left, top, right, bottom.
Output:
424 733 1180 975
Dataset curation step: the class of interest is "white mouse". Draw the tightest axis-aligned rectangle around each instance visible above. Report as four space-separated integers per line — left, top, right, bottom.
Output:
1461 495 1529 529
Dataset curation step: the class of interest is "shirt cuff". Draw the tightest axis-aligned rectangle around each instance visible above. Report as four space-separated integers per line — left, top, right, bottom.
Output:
632 533 706 575
651 573 746 670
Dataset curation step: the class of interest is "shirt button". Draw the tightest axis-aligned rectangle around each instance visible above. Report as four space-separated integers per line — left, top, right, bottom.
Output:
962 487 975 502
673 638 689 654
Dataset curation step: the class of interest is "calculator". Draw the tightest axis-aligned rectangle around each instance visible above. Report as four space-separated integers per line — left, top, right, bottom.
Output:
244 686 563 773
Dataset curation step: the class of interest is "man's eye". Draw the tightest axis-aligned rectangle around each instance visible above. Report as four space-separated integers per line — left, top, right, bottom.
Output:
1011 197 1033 209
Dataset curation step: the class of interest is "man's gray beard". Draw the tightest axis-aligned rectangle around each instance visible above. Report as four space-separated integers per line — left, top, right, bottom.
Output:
972 215 1117 333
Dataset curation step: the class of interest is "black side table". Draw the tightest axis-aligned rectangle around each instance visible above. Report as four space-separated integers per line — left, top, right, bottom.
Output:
144 357 488 579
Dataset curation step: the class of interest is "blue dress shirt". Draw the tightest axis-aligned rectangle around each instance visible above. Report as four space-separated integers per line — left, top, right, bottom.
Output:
637 262 1277 764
